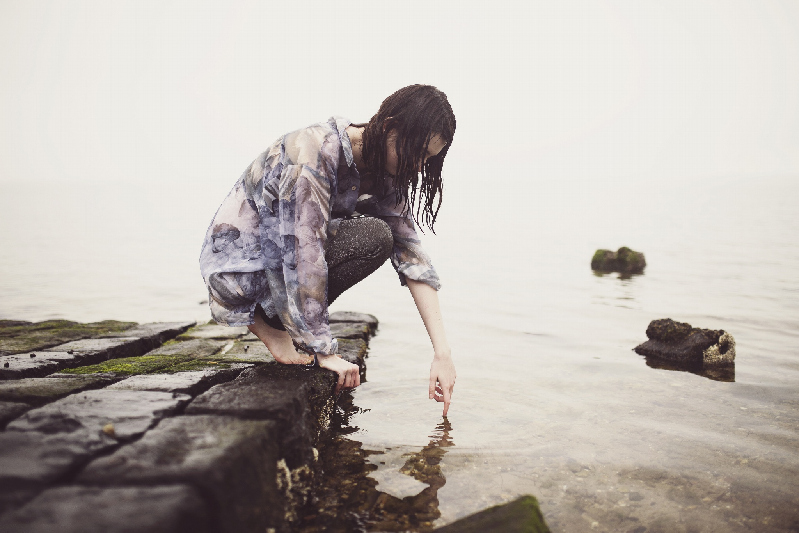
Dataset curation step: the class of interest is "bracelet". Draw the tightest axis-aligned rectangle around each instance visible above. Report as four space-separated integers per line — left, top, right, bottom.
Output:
302 352 319 369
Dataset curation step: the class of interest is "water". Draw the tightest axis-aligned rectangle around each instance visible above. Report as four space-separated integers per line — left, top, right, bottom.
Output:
2 175 798 531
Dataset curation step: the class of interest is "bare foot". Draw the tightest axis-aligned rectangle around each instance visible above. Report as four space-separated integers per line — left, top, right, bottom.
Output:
247 312 312 365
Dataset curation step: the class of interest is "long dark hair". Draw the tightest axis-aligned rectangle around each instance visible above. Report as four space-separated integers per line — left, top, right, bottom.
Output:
360 85 456 232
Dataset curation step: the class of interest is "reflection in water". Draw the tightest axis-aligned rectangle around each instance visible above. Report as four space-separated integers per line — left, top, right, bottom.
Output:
298 410 454 533
643 355 735 382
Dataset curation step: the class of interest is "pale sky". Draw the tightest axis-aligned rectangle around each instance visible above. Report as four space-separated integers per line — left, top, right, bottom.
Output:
1 0 798 188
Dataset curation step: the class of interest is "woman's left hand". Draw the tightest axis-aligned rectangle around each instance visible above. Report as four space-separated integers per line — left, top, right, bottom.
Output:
429 352 456 416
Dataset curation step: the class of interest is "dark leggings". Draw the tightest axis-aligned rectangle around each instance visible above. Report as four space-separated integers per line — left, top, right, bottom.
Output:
257 217 393 330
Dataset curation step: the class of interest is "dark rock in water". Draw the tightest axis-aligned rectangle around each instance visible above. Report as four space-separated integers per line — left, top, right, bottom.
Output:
591 247 646 274
433 495 550 533
0 485 211 533
635 318 735 368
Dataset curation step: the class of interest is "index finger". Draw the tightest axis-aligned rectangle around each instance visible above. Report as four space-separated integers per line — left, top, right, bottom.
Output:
442 385 452 416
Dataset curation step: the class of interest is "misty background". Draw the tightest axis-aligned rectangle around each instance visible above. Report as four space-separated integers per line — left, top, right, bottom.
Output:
1 0 797 323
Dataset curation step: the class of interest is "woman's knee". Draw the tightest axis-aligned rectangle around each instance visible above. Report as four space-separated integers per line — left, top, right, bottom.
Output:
207 271 266 308
363 217 393 263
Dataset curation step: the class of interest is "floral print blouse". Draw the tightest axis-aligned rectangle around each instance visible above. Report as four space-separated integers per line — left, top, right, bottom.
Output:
200 116 440 356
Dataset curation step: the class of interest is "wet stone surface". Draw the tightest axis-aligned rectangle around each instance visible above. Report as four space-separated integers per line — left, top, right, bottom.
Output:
78 415 280 533
7 388 190 441
105 364 251 395
0 313 379 530
0 374 120 406
0 485 212 533
0 401 31 429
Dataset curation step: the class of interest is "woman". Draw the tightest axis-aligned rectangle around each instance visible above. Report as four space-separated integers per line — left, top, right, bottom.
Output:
200 85 456 415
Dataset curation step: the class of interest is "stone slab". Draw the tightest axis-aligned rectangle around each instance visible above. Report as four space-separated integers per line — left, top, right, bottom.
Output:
43 337 149 365
7 389 190 441
433 495 551 533
145 337 228 358
330 321 371 340
0 374 119 406
0 428 118 514
104 321 195 345
0 485 211 533
78 415 279 533
177 323 249 340
223 340 277 363
0 400 31 429
106 364 250 395
186 365 336 468
0 320 136 355
0 351 98 380
329 311 378 332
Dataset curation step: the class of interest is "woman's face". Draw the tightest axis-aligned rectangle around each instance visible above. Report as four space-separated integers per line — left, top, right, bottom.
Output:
384 131 448 177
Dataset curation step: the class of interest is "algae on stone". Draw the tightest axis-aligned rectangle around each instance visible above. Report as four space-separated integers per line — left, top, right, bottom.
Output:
0 320 137 355
591 247 646 275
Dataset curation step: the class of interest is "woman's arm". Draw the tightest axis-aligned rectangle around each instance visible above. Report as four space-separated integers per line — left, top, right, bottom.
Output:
407 278 456 416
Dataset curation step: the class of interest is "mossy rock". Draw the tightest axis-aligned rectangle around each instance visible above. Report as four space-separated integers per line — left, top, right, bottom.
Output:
645 318 693 343
0 320 137 355
433 495 550 533
591 247 646 274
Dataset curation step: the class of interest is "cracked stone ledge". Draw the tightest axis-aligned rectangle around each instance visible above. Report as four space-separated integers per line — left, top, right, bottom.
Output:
0 312 377 533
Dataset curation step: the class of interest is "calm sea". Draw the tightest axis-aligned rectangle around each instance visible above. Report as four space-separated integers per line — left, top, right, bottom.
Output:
2 174 798 531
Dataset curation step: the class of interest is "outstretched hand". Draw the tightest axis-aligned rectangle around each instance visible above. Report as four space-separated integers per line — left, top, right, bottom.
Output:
429 354 456 416
318 354 361 395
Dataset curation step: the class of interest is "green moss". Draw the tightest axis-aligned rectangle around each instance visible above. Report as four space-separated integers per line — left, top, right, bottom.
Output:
434 495 550 533
60 354 193 376
0 320 138 354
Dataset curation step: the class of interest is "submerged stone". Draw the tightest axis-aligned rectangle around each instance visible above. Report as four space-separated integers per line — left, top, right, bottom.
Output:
591 246 646 274
634 318 736 368
433 495 550 533
0 485 211 533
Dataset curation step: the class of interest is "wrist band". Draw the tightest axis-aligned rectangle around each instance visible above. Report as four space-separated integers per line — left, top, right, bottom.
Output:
303 352 319 369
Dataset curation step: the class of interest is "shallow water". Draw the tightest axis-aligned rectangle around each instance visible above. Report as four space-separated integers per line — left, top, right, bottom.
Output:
2 176 798 531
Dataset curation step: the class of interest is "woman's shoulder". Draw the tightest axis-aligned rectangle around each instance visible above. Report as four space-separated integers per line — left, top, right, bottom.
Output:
281 117 351 169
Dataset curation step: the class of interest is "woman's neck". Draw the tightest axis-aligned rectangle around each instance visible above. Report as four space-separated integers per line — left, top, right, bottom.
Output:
345 125 367 170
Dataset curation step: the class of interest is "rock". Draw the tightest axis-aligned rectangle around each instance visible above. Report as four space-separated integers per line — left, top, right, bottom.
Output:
186 365 337 469
591 247 646 274
0 485 211 533
0 429 119 514
337 338 368 378
145 338 228 358
78 415 279 533
223 340 277 363
0 351 88 380
433 495 550 533
177 323 249 340
330 322 371 340
0 374 119 406
106 364 250 396
43 337 150 366
0 320 136 355
0 401 31 429
7 389 190 441
634 318 736 368
103 321 195 346
329 311 378 334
